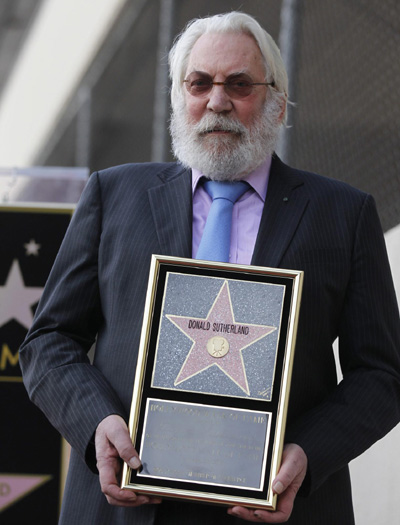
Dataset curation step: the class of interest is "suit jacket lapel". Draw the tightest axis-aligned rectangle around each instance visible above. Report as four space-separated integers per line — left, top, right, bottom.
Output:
148 164 192 258
146 158 309 265
252 156 309 267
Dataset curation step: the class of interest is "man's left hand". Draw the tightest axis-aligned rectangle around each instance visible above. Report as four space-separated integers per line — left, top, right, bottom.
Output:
227 443 307 523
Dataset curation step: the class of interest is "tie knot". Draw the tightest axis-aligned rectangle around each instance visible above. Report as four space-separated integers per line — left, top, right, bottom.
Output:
203 180 248 204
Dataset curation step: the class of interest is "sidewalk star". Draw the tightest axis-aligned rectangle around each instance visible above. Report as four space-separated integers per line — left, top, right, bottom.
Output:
167 280 276 394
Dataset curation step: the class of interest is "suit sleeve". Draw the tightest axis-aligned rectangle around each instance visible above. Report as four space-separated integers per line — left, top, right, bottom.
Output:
286 194 400 494
19 172 126 471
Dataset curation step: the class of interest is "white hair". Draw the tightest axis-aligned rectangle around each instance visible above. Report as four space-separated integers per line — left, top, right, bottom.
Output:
168 12 288 119
170 94 282 180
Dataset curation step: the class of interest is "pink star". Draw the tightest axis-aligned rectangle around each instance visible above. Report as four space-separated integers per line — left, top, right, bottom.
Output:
0 474 51 512
167 281 276 395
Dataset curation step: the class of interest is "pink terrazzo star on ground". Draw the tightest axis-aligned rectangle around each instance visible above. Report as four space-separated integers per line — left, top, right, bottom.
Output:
167 281 276 394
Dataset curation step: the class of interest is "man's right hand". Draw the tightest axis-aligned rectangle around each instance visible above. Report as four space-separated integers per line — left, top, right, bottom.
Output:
95 414 162 507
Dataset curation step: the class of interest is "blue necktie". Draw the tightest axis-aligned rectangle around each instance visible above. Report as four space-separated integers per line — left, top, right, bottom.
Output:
196 180 248 262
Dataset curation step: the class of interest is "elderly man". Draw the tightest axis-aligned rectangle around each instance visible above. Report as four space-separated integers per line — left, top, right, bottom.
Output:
20 11 400 525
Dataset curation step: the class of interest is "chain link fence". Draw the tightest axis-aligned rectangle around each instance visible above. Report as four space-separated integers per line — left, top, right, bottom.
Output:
288 0 400 232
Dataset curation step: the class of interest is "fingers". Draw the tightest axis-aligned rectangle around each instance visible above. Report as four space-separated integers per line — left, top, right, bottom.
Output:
95 414 162 507
228 503 300 523
272 443 308 497
228 506 287 523
227 444 308 523
96 414 140 469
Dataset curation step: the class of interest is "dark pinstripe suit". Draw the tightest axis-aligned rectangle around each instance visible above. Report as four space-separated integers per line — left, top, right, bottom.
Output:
20 156 400 524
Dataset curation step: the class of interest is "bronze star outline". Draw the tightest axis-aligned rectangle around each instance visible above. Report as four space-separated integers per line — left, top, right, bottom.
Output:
167 280 276 395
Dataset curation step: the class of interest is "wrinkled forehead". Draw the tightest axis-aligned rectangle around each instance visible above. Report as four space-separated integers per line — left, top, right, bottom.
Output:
185 32 266 79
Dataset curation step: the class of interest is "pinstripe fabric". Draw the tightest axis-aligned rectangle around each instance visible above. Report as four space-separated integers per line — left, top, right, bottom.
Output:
19 157 400 525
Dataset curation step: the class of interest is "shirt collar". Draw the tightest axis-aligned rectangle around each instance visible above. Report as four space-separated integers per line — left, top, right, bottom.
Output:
191 155 271 202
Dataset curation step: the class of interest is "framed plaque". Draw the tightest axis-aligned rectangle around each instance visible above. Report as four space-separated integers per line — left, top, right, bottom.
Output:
122 255 303 510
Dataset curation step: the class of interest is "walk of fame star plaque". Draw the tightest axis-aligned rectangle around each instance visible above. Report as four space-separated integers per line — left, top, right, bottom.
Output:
122 255 303 510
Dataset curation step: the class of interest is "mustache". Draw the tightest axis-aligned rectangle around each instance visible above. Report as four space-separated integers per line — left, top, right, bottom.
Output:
192 114 247 135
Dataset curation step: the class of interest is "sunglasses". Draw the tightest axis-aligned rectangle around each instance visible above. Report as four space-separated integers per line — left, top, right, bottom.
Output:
183 72 275 99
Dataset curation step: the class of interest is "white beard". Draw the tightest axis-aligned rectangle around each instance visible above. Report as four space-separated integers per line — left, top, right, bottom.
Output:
170 98 282 181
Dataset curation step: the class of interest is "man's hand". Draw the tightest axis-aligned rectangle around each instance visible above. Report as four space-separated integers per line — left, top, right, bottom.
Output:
227 443 307 523
95 414 162 507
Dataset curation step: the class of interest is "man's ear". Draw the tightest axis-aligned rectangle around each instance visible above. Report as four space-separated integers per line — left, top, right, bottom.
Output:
277 96 287 125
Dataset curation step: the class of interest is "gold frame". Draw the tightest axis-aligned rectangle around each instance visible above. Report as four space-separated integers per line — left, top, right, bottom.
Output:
122 255 303 510
0 203 75 384
0 203 76 518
